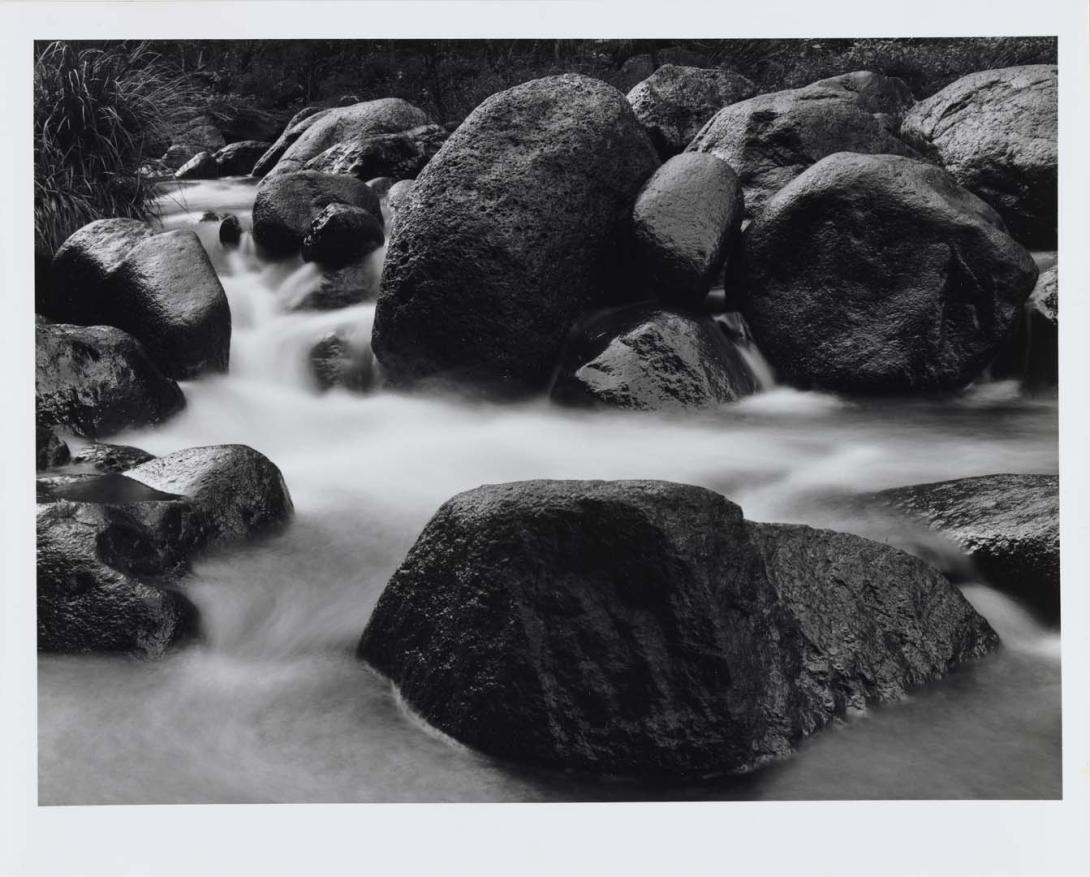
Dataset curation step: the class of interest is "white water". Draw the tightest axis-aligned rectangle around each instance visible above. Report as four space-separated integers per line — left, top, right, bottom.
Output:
38 179 1061 803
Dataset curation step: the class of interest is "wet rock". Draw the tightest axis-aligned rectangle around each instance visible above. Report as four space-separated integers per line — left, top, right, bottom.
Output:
252 170 381 257
265 98 434 177
301 204 384 268
373 74 660 393
125 445 294 548
687 71 917 217
110 230 231 378
736 153 1038 393
214 140 272 176
359 479 996 777
874 474 1059 622
627 64 757 157
290 259 382 311
69 442 155 473
552 306 757 410
901 65 1057 248
308 332 374 392
36 323 185 438
251 106 330 178
219 214 242 247
174 151 219 180
630 153 744 307
36 422 70 470
302 124 448 181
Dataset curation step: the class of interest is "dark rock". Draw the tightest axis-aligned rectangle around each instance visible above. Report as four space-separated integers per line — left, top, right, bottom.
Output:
302 124 448 181
308 332 374 392
901 65 1057 248
219 214 243 247
736 153 1038 393
359 479 996 776
373 74 660 393
629 153 744 307
110 230 231 378
36 323 185 438
1024 265 1058 388
199 211 220 223
687 71 917 217
264 98 433 177
214 140 272 176
301 204 384 268
251 106 330 178
36 422 70 470
69 442 155 473
552 306 757 410
367 176 397 197
49 219 156 321
125 445 294 548
874 474 1059 622
174 151 219 180
290 259 382 311
252 170 381 257
627 65 758 157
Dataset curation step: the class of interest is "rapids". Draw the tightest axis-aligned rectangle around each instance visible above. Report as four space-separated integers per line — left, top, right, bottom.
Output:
37 178 1061 803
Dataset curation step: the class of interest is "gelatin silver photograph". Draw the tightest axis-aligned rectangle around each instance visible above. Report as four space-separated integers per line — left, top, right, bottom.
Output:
32 35 1061 806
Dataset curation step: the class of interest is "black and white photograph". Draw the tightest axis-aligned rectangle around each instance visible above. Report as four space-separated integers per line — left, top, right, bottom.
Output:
3 1 1089 875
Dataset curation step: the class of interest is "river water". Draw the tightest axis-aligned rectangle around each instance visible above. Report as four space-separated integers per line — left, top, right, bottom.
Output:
37 179 1061 804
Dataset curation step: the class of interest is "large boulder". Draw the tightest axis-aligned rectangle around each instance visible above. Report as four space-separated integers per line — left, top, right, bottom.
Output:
264 98 434 178
900 65 1057 248
687 71 917 217
551 306 758 410
735 153 1039 393
252 171 381 257
301 203 385 268
874 474 1059 621
359 480 997 777
302 123 448 181
48 219 155 321
36 323 185 438
213 140 272 176
174 151 218 180
626 64 758 157
252 106 330 177
372 74 660 392
629 153 744 307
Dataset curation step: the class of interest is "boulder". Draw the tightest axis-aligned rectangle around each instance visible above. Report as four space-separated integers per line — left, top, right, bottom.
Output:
69 442 155 473
359 480 996 776
252 170 381 257
874 474 1059 621
372 74 660 392
627 65 758 157
687 71 917 217
900 65 1057 248
385 179 413 215
629 153 744 307
809 70 916 121
301 204 384 268
110 231 231 378
367 176 397 197
551 306 758 410
1024 264 1058 388
308 332 374 392
219 214 242 247
36 323 185 438
214 140 272 176
174 151 218 180
301 123 448 181
735 153 1038 393
125 445 294 548
36 422 70 470
289 259 382 311
251 106 330 178
264 99 434 178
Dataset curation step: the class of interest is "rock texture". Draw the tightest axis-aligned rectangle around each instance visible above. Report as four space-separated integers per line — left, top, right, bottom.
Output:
36 422 70 470
687 71 916 217
629 153 744 307
252 106 329 177
35 323 185 438
875 474 1059 621
735 152 1038 393
901 65 1057 248
626 65 758 157
69 442 156 473
302 123 448 181
308 332 374 393
301 204 385 268
359 480 997 777
372 74 660 392
552 306 758 410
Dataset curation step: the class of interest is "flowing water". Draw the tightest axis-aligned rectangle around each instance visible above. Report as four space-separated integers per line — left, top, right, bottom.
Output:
37 179 1062 804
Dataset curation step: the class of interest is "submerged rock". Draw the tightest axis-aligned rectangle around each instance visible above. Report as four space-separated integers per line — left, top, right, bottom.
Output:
301 203 384 268
901 65 1057 248
289 258 382 311
219 214 242 247
687 70 916 217
373 74 660 392
174 151 218 180
308 332 374 393
252 170 381 257
214 140 272 176
736 153 1038 393
35 323 185 438
36 422 70 470
552 306 757 410
359 479 996 777
874 474 1059 622
629 153 744 307
626 64 757 157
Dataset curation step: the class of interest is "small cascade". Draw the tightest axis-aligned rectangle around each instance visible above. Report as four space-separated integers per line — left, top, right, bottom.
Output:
713 310 777 390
